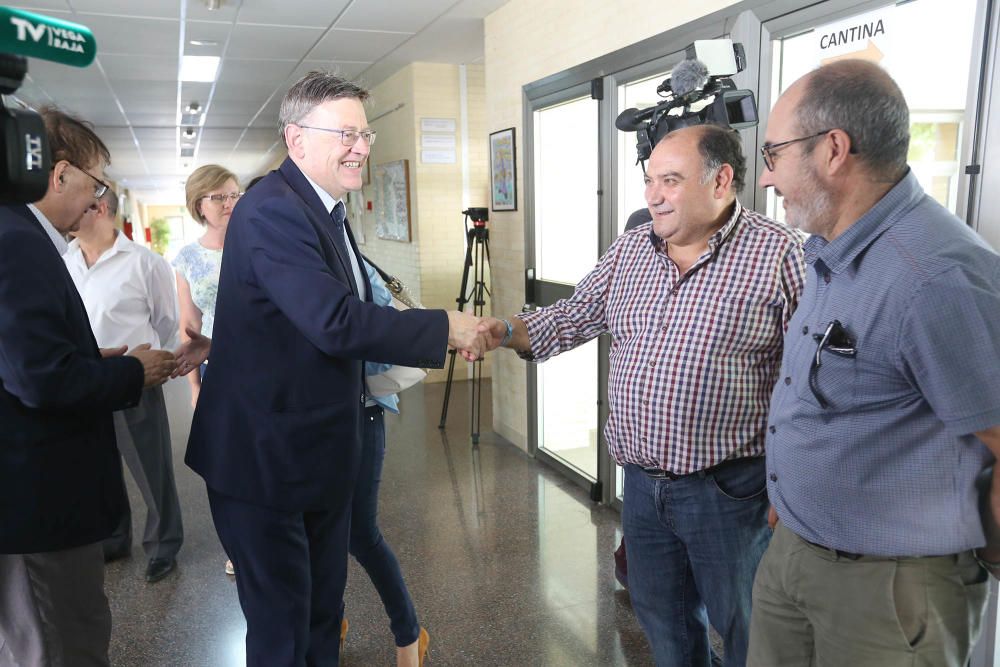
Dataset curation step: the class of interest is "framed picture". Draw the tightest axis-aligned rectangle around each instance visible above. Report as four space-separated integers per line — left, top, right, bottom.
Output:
347 191 365 245
374 159 411 242
489 127 517 211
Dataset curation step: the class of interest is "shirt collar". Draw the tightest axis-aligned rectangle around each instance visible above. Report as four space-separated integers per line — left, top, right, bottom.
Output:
27 203 68 255
812 169 923 274
301 171 344 216
646 199 743 252
65 230 132 268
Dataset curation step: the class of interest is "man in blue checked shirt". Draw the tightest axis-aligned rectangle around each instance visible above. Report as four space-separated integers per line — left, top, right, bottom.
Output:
481 124 806 667
749 59 1000 667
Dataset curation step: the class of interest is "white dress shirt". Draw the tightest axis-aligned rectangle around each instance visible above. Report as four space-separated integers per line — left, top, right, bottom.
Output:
27 203 68 255
64 231 180 351
301 171 367 301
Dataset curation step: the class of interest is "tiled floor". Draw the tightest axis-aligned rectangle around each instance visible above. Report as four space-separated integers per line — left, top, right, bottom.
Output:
105 378 655 666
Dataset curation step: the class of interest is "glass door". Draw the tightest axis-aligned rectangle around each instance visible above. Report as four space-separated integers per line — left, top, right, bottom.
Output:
759 0 983 223
527 89 602 487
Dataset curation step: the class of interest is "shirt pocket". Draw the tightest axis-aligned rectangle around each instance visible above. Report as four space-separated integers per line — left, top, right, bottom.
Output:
794 338 859 411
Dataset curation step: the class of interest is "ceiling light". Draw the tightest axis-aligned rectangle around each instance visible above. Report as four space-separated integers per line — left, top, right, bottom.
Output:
205 0 223 10
180 56 220 83
189 39 219 47
185 101 201 114
182 127 197 140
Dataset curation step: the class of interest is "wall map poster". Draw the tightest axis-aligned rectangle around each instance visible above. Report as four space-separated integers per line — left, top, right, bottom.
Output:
489 128 517 211
374 159 411 242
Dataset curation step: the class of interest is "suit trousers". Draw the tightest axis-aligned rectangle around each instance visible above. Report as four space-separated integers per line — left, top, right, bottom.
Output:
104 385 183 560
208 487 351 667
0 542 111 667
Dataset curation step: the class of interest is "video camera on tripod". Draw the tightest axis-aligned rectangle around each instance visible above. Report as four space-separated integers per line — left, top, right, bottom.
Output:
615 38 759 167
0 7 98 203
464 206 488 230
441 206 492 442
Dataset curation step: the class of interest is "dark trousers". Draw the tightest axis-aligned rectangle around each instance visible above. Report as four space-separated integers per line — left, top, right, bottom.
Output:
208 488 351 667
349 406 420 647
0 542 111 666
105 385 183 560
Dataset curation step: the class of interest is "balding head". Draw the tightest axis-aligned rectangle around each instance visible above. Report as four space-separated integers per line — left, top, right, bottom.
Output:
792 60 909 180
657 124 747 194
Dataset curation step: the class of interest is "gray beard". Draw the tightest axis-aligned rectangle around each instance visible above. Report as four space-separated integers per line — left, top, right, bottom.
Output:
785 166 834 237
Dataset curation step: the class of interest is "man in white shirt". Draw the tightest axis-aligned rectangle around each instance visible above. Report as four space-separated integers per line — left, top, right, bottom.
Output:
64 189 183 584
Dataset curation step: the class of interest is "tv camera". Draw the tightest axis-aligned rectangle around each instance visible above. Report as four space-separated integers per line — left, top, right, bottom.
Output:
615 38 759 167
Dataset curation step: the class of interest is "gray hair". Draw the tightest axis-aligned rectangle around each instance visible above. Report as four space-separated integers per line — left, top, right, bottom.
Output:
796 60 909 179
99 187 118 218
278 71 369 142
696 124 746 193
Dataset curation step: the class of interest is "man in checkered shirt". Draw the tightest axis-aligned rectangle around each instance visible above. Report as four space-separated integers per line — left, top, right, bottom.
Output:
482 123 806 666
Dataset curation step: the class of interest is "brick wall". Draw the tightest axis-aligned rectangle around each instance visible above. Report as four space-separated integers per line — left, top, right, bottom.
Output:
360 63 491 383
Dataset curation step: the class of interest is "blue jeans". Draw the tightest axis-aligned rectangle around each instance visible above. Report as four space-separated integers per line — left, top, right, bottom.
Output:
622 458 770 667
349 406 420 647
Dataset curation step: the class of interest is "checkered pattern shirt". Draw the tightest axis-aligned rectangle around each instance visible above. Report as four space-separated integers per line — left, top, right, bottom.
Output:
519 202 806 473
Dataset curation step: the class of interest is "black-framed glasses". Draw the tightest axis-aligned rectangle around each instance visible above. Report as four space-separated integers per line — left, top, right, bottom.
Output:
68 161 111 198
808 319 856 409
759 130 834 171
201 192 243 203
297 125 377 147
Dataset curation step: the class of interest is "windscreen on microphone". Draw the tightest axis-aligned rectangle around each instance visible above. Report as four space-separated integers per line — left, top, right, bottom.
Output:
670 59 709 98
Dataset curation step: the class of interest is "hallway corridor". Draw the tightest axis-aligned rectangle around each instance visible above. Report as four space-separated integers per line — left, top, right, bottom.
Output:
104 378 654 666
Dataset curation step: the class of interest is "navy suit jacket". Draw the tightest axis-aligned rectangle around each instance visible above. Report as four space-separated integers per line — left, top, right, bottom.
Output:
186 158 448 512
0 204 143 554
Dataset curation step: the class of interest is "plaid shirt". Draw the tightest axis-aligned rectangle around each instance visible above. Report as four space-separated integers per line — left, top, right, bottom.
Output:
519 202 806 473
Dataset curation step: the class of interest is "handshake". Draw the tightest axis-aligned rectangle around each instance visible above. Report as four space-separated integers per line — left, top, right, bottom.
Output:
100 331 214 388
446 312 523 361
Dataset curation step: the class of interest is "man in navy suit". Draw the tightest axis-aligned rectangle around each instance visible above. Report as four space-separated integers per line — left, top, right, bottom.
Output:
0 107 177 666
186 73 483 666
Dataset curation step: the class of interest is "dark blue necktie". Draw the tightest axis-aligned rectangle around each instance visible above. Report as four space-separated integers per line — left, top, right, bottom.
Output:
329 201 358 295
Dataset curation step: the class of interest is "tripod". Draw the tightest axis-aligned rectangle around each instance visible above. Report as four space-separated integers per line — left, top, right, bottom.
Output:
439 209 491 443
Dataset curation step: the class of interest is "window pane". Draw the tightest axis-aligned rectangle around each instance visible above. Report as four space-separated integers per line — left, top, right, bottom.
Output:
534 96 599 284
767 0 979 219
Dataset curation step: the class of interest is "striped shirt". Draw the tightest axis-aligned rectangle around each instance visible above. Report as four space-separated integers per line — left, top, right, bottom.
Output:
519 202 806 473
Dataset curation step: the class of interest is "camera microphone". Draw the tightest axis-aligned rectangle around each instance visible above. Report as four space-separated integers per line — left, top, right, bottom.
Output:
667 59 710 98
0 7 96 67
615 106 654 132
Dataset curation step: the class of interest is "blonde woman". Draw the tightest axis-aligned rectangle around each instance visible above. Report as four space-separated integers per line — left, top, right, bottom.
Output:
173 165 240 407
173 165 240 578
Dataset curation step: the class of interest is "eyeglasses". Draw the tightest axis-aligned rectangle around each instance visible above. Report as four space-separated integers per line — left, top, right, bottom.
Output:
201 192 243 203
68 162 111 198
759 130 834 171
296 125 377 147
808 319 856 409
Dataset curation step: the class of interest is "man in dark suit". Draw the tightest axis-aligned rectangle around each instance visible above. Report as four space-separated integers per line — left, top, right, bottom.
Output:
186 72 483 666
0 107 177 666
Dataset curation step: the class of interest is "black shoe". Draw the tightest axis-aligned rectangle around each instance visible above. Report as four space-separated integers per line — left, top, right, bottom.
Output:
145 557 176 583
103 544 130 563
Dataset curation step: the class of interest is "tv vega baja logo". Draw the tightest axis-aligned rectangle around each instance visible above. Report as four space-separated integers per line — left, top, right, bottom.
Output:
10 16 86 54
